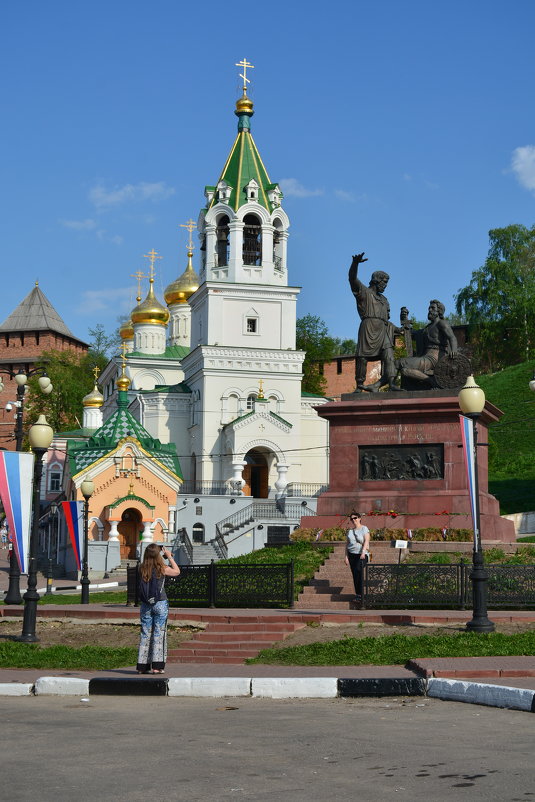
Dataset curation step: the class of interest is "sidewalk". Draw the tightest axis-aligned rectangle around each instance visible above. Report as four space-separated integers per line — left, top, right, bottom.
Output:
1 600 534 708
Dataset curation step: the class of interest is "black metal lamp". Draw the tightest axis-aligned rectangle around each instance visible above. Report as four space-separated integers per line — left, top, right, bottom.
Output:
46 502 58 595
18 415 54 642
458 375 495 633
80 477 95 604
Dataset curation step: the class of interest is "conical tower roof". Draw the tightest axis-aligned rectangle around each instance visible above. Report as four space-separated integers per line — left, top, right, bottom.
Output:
206 91 279 214
0 283 85 341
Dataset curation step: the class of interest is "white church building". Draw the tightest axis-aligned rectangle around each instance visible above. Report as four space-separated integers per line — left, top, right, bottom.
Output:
96 69 329 559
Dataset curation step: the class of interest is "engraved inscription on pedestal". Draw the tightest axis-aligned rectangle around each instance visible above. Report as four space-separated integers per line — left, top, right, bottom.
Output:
359 444 444 480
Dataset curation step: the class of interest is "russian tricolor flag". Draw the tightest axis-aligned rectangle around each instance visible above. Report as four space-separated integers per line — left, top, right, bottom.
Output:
459 414 479 549
0 451 34 574
61 501 84 570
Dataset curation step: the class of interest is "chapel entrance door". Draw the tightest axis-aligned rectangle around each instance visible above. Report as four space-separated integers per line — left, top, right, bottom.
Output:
117 508 142 560
242 450 269 498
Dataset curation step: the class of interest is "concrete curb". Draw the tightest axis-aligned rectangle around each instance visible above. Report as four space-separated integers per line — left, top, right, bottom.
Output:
427 677 535 712
0 676 533 710
34 677 90 696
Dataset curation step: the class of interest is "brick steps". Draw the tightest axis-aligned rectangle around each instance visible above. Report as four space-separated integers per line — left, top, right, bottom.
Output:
167 619 304 664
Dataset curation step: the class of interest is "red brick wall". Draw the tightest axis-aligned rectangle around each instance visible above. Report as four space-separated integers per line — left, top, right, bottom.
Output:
320 356 380 400
0 331 87 450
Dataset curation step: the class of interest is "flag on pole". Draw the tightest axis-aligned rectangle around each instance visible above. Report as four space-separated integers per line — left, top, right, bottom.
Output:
62 501 84 570
459 414 478 548
0 451 34 574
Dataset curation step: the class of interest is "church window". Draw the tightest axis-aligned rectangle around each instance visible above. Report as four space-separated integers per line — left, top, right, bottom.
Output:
273 218 284 271
246 318 257 333
243 214 262 265
247 394 256 411
48 463 62 492
216 215 230 267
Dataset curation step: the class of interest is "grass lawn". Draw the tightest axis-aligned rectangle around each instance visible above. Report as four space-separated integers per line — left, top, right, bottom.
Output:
247 630 535 666
0 642 136 670
220 542 333 599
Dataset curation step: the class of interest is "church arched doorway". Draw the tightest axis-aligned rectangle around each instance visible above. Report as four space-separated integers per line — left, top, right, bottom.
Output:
242 450 269 498
117 507 142 560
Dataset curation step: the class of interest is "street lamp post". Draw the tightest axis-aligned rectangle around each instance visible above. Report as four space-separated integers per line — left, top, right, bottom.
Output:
18 415 54 643
80 478 94 604
46 502 58 595
1 366 53 606
458 375 495 633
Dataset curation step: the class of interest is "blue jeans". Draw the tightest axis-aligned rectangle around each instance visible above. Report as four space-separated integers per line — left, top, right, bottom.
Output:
137 600 169 671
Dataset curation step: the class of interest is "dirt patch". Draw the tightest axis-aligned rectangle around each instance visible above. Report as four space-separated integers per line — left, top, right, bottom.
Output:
0 620 203 649
275 620 535 648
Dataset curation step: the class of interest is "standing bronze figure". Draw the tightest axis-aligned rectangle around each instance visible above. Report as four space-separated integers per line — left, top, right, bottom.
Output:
348 252 404 392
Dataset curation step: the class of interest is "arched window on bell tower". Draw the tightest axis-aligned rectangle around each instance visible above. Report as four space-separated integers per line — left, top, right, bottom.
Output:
216 215 230 267
243 213 262 266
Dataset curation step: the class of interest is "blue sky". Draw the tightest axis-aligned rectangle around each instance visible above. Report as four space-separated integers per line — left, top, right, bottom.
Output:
2 0 535 345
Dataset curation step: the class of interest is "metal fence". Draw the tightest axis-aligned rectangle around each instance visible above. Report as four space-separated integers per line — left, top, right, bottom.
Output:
127 562 294 608
363 563 535 609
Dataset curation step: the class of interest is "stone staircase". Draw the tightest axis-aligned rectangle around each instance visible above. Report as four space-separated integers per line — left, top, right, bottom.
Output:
190 542 221 565
168 615 307 664
295 541 404 610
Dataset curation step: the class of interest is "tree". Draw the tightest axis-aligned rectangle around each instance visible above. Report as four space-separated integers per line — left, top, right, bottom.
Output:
455 224 535 371
296 314 337 395
332 337 357 355
88 323 120 358
25 348 109 434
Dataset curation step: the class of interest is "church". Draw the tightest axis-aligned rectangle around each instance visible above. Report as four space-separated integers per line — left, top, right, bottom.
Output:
52 63 330 569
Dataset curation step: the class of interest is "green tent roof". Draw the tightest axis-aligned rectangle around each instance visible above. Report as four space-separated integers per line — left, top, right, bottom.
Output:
66 391 182 479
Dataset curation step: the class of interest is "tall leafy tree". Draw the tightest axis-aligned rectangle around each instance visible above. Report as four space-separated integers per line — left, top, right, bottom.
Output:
455 224 535 371
25 347 109 434
296 314 337 395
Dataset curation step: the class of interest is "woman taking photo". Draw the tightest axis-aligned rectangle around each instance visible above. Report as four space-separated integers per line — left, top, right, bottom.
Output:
136 543 180 674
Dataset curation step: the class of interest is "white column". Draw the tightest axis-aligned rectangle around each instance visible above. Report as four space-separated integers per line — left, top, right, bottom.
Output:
142 521 153 543
169 506 176 534
230 461 245 495
108 520 120 542
275 464 289 496
262 224 274 272
228 219 243 281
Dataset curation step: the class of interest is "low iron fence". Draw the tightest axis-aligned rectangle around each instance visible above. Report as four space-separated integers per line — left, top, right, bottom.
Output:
362 563 535 609
127 562 294 608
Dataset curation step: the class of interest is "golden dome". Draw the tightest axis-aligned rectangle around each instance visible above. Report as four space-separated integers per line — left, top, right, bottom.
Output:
236 93 254 115
119 318 134 340
116 373 131 392
164 251 200 305
131 280 170 326
83 382 104 408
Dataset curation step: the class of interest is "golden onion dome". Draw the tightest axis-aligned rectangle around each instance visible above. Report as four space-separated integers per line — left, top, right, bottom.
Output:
164 251 200 305
131 280 170 326
235 93 254 115
116 373 131 392
119 317 134 340
82 382 104 408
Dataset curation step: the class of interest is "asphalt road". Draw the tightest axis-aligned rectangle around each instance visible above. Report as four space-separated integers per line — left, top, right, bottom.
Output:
1 696 532 801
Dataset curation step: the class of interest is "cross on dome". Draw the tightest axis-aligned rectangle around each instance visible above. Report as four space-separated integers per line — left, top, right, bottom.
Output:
180 219 197 252
236 58 254 94
143 248 162 280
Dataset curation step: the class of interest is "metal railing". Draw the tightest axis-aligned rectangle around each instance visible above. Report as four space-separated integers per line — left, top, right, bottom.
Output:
215 501 315 539
127 562 294 608
362 563 535 609
180 481 231 496
285 483 328 497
